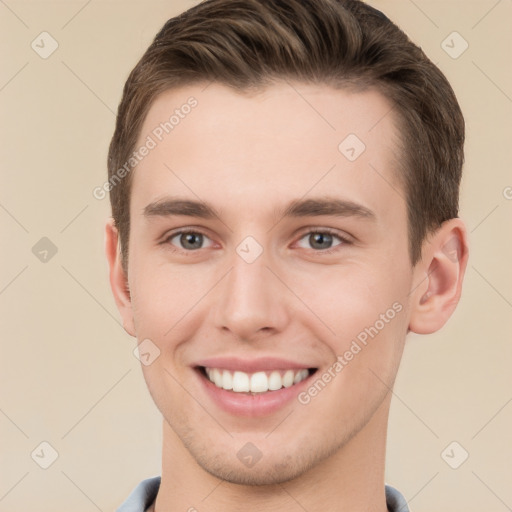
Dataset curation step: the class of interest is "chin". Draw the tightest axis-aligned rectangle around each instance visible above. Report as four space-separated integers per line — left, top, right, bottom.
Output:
198 455 311 486
181 432 340 487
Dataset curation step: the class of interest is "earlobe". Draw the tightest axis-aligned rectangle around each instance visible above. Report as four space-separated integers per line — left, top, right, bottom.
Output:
409 218 469 335
105 219 136 337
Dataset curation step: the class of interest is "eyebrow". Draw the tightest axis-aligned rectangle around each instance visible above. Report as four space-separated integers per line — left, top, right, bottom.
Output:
281 198 375 220
144 199 218 219
143 197 375 221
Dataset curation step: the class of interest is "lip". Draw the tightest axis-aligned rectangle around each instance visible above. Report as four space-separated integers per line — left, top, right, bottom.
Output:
193 358 317 417
193 356 314 373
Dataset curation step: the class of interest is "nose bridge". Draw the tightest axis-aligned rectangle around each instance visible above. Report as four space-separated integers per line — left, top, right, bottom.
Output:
214 245 288 339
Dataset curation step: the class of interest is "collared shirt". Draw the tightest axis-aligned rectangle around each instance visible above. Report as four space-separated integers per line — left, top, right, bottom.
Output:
116 475 411 512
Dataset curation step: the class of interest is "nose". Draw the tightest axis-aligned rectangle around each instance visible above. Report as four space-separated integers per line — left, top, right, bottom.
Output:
213 250 290 341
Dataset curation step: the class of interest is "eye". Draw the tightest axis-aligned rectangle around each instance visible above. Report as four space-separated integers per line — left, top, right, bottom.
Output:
296 230 346 251
166 231 214 251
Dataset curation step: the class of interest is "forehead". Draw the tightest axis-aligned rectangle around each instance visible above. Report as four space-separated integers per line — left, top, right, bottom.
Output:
131 81 404 223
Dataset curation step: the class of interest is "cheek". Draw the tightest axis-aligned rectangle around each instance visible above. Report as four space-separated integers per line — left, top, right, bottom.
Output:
300 258 409 331
131 269 200 333
296 270 409 424
298 260 411 381
128 262 210 408
128 253 222 353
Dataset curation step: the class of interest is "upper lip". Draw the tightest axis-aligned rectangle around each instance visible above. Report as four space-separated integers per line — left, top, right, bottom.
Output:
193 357 317 373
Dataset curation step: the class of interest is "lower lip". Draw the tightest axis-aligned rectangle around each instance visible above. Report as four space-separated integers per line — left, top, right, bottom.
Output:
196 369 315 417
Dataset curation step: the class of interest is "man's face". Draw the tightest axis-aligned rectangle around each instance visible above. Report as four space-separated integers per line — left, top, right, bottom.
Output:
125 82 414 484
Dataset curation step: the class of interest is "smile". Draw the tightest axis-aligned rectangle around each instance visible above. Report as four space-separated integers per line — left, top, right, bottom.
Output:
201 367 313 393
193 357 319 416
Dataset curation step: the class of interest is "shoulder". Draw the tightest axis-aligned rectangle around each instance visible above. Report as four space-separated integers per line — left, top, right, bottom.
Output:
385 483 410 512
116 475 161 512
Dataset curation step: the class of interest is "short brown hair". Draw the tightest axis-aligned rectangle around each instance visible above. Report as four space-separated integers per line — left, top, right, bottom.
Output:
107 0 464 270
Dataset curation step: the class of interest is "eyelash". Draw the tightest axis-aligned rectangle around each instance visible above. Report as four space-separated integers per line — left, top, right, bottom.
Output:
162 227 352 255
295 227 352 254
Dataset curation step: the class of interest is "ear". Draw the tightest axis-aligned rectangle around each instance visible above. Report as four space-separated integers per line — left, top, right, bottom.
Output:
105 218 136 337
409 218 469 334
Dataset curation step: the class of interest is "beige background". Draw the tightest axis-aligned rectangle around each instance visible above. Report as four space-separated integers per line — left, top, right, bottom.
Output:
1 0 511 511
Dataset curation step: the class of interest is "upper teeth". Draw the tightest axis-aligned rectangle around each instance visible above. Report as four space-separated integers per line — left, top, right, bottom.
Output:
205 368 310 393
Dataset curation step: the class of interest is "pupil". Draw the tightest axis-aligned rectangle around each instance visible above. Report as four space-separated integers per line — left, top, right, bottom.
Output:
181 233 202 250
310 232 332 249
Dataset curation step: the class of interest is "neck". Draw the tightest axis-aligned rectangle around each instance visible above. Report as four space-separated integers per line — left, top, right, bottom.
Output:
154 394 391 512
